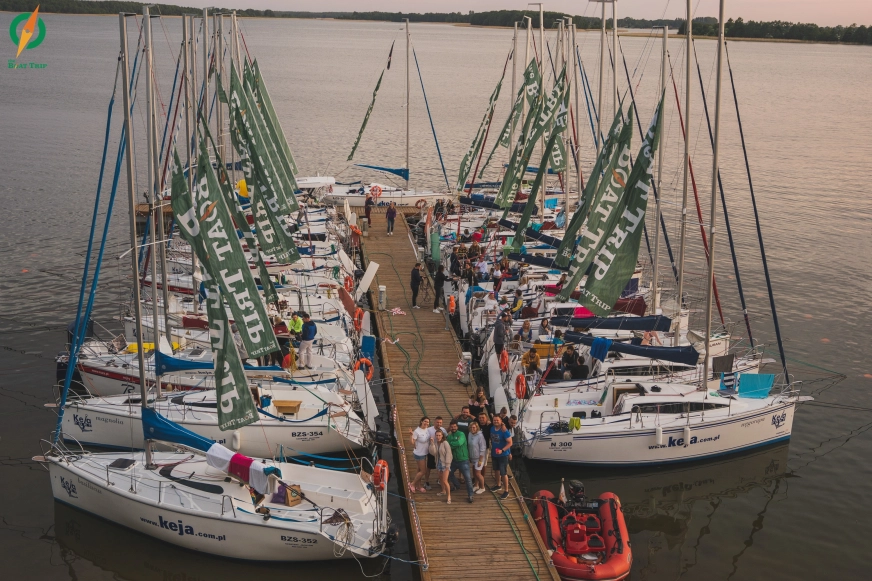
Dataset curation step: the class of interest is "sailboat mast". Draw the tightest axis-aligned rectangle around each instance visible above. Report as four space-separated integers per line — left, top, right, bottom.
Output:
674 0 692 346
202 8 208 119
232 12 241 72
651 26 667 315
405 19 410 189
523 17 531 126
183 16 198 309
612 1 618 116
702 0 726 388
571 21 580 207
216 14 225 162
597 2 605 152
510 22 518 152
122 10 152 466
537 3 545 219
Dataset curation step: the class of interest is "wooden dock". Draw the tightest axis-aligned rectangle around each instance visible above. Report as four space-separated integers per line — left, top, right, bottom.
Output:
362 213 560 581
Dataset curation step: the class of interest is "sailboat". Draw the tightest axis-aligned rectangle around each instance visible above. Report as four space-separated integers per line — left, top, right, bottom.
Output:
324 20 449 208
40 10 395 560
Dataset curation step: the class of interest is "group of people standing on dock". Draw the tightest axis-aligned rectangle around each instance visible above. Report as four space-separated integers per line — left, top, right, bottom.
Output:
408 393 519 504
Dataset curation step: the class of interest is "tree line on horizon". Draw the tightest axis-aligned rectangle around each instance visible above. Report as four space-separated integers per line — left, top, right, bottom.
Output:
2 1 869 46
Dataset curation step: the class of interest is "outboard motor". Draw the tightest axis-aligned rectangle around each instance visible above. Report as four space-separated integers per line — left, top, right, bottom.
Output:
565 480 587 510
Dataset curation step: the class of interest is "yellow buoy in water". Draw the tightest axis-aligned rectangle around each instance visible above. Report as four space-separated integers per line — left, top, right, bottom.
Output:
237 179 249 198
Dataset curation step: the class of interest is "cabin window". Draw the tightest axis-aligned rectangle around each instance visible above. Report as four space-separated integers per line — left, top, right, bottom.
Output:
629 402 728 414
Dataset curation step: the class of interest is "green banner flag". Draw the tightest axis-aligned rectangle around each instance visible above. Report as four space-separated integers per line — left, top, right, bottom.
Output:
204 281 259 431
512 88 570 251
556 108 634 301
495 67 566 208
171 142 279 359
252 59 298 175
456 78 502 191
256 257 279 306
347 69 385 162
554 109 625 268
240 61 299 214
479 59 541 177
579 95 665 316
227 79 302 266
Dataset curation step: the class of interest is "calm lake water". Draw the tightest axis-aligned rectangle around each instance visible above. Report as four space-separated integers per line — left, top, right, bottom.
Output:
0 13 870 581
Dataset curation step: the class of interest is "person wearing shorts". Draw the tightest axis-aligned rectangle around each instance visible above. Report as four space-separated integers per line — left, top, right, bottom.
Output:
424 416 447 489
467 421 487 494
489 415 512 500
408 417 430 494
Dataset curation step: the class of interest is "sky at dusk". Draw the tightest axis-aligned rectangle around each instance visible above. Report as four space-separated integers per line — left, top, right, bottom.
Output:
187 1 871 27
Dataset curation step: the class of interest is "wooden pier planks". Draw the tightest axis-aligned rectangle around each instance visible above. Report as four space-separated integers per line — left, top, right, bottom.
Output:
362 212 559 581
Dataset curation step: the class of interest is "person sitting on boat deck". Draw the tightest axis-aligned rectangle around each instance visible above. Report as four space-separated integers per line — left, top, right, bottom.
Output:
462 260 477 287
509 333 522 351
562 348 590 380
364 193 375 225
519 319 533 342
450 253 462 277
433 264 448 313
471 227 484 243
476 257 489 281
231 323 249 361
434 199 444 220
468 241 481 261
492 310 511 356
489 415 513 500
552 329 565 347
510 290 524 319
555 272 568 292
298 313 317 370
385 202 397 235
456 243 468 261
539 318 551 338
641 330 663 346
492 266 503 299
499 255 511 273
454 406 475 435
521 346 541 378
460 228 472 243
517 275 530 293
447 420 475 503
469 387 489 418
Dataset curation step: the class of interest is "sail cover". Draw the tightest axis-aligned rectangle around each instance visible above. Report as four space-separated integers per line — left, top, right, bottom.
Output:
355 164 410 181
142 408 214 452
553 315 672 332
563 332 700 366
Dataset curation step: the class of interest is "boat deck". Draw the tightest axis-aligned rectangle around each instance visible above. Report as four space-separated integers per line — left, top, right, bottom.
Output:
362 212 560 581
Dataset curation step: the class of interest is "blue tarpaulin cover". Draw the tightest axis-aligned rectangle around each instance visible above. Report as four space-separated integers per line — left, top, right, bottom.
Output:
154 350 282 376
553 315 672 332
590 337 613 362
565 332 700 366
141 408 214 452
737 374 775 399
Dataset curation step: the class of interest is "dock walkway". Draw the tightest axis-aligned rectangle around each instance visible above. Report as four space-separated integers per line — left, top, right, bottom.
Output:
362 213 559 581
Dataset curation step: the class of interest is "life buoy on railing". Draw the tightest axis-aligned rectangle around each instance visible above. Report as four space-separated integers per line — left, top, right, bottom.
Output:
372 459 389 491
344 275 355 293
499 349 509 373
353 307 365 332
415 199 427 209
349 225 362 236
448 295 456 315
515 374 527 399
354 357 374 381
371 185 383 198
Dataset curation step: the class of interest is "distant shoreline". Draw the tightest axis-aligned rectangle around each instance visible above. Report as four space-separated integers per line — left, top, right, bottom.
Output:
2 10 869 47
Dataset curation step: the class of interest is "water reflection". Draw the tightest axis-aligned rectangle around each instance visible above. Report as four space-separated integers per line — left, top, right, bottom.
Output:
518 443 790 578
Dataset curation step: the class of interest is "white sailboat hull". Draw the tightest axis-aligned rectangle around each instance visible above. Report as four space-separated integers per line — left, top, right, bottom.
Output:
522 401 795 465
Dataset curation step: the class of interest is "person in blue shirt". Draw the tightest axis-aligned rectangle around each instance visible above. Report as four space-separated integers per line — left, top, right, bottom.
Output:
298 313 317 369
489 415 513 500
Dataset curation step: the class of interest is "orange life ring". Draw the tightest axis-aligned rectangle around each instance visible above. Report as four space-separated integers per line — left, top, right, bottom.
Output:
448 295 456 315
344 275 354 293
353 307 365 332
354 357 374 381
371 185 383 198
515 374 527 399
499 349 509 372
372 459 389 491
415 199 427 209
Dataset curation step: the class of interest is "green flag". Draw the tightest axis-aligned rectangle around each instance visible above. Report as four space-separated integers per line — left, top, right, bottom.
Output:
456 78 502 191
204 281 259 431
239 61 299 214
554 109 624 268
252 59 299 175
556 108 634 302
579 95 665 315
512 87 570 251
256 258 279 306
171 142 279 359
479 59 541 177
347 44 396 163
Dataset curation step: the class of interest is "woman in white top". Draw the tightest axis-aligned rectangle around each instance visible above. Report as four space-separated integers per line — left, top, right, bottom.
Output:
408 416 430 494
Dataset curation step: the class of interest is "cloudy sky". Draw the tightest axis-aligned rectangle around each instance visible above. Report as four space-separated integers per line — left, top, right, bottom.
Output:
201 1 870 27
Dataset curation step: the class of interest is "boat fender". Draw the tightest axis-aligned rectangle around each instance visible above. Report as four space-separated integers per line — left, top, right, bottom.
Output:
655 426 663 446
683 426 691 448
231 430 242 451
448 295 456 315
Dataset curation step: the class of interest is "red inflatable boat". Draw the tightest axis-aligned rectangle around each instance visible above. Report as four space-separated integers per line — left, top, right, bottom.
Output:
532 481 632 581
